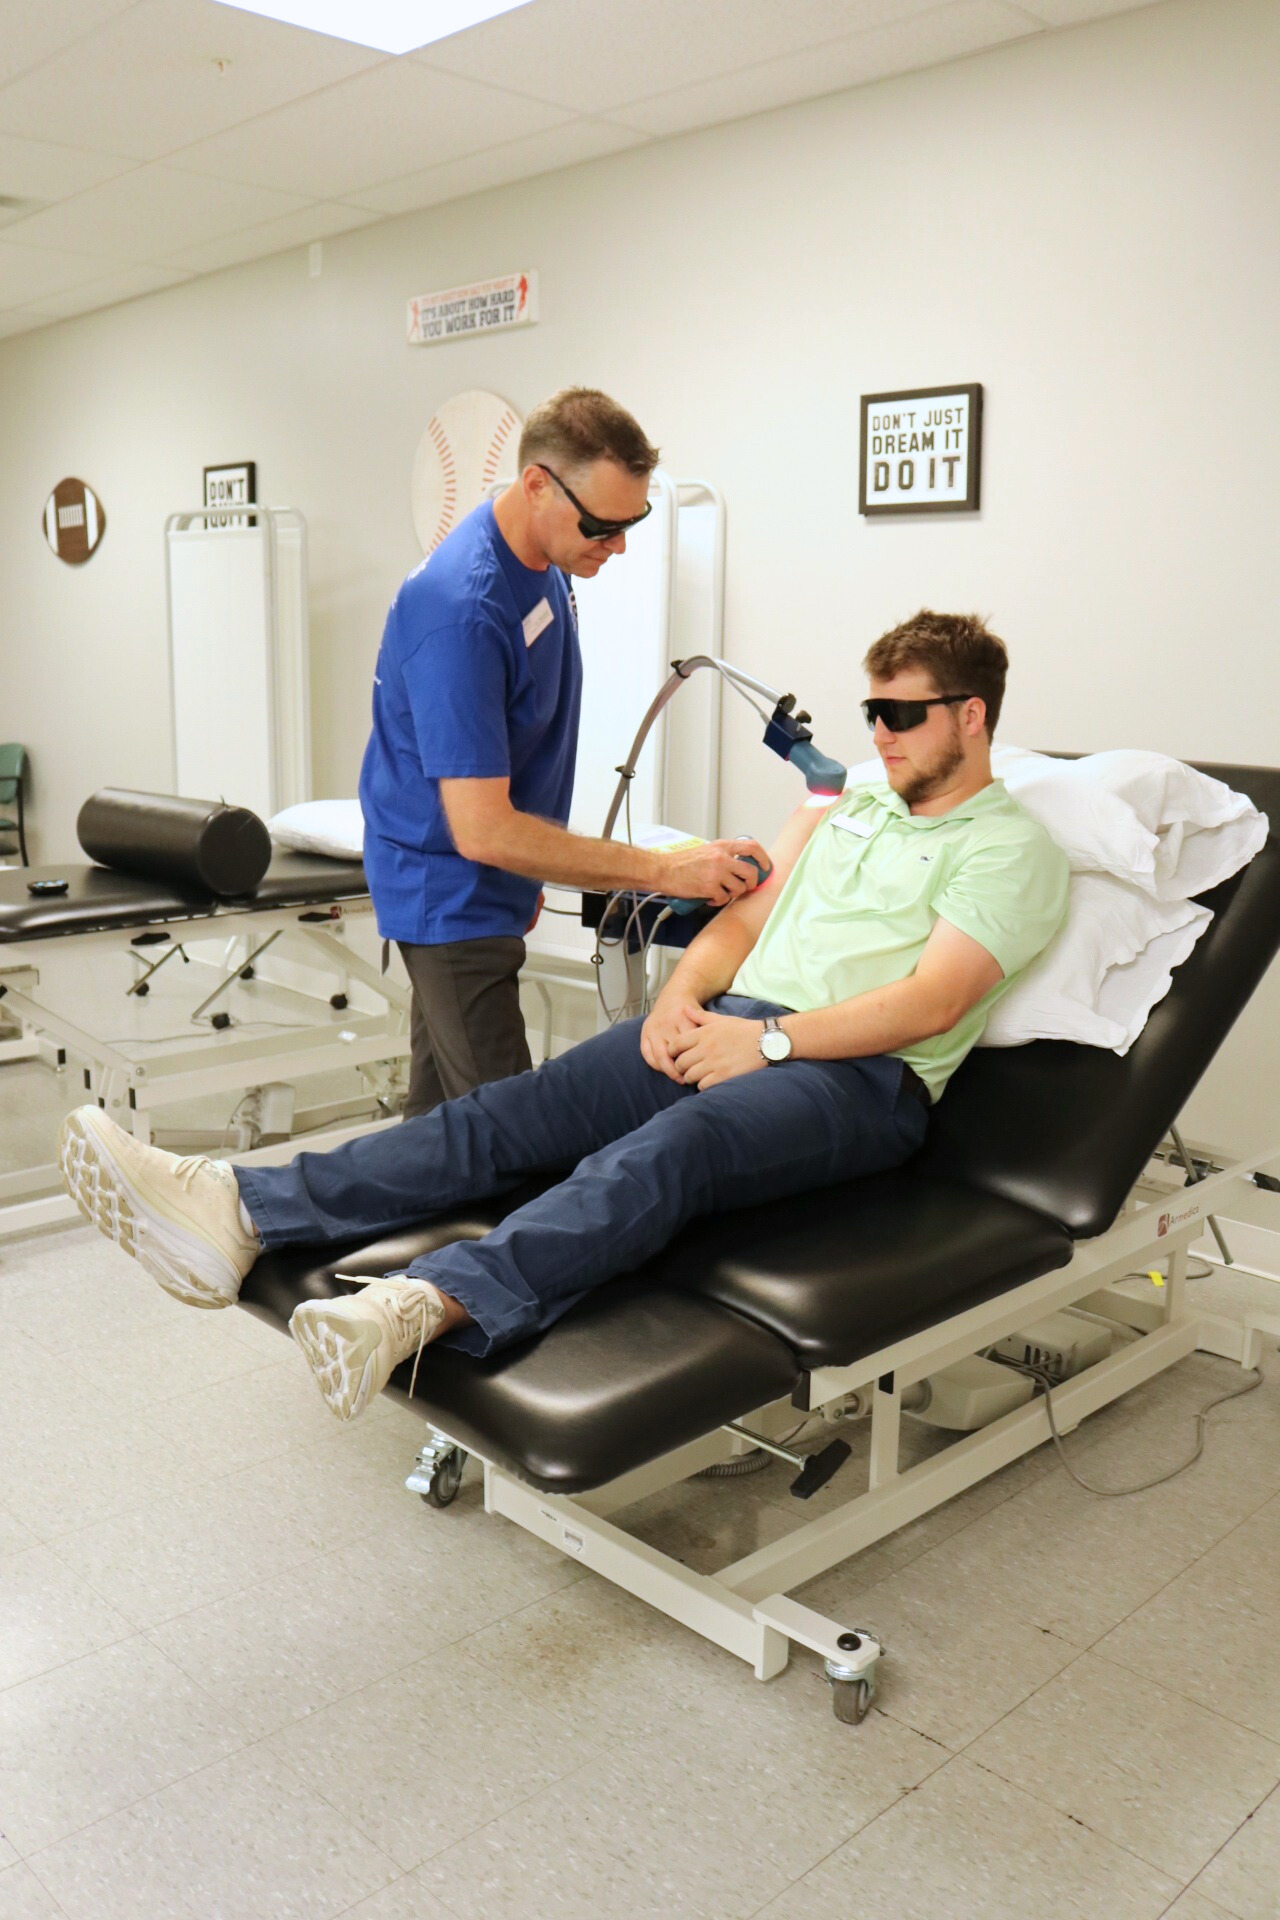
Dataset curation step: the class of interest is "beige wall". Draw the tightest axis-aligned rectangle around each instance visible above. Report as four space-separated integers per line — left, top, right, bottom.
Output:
1 0 1276 1151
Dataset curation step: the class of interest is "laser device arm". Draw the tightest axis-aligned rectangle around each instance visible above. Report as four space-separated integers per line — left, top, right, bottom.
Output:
601 656 847 842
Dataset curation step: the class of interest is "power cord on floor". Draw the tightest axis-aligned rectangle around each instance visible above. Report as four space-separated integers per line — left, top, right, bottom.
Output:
1124 1260 1215 1284
992 1353 1266 1497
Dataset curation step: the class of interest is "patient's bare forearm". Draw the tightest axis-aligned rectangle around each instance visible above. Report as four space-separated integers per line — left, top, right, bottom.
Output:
781 977 957 1060
655 914 757 1009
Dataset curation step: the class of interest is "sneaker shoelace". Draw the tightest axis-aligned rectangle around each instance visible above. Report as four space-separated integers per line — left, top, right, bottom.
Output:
334 1275 444 1399
172 1155 232 1195
387 1282 444 1400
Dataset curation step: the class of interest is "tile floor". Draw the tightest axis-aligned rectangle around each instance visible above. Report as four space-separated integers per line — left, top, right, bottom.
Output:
2 1038 1280 1917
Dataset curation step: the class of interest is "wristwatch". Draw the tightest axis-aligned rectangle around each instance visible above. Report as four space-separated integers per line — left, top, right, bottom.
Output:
759 1016 793 1065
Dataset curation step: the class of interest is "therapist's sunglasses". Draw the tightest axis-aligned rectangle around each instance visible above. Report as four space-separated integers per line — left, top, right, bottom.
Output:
537 464 653 542
861 694 977 733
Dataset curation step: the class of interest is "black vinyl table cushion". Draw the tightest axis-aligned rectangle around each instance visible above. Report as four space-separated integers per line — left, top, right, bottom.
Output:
0 854 369 942
243 1170 1071 1490
657 1170 1074 1368
241 1193 801 1495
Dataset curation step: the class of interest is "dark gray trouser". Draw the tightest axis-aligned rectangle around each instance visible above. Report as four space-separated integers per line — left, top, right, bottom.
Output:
397 936 531 1119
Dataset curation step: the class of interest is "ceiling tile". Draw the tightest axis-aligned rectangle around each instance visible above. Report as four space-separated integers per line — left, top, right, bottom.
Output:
0 131 139 203
17 261 192 318
169 59 571 200
0 0 386 160
416 0 938 113
612 0 1043 136
160 199 381 274
349 116 648 217
0 165 311 263
0 239 107 304
0 0 139 88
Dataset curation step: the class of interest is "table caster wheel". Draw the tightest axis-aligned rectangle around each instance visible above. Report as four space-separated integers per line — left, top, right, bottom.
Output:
830 1676 873 1724
419 1446 467 1507
135 981 149 997
240 964 255 980
330 993 348 1010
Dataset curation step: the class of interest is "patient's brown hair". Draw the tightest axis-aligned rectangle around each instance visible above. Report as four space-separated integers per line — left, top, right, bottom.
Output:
863 610 1008 739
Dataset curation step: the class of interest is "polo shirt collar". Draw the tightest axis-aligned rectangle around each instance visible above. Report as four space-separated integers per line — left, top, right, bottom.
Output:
861 776 1007 827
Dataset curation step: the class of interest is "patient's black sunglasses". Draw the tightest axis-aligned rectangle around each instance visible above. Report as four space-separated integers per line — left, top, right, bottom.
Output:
861 694 977 733
537 464 653 542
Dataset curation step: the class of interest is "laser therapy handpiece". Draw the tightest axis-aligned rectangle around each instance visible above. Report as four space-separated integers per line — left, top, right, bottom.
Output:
761 692 847 797
601 656 848 917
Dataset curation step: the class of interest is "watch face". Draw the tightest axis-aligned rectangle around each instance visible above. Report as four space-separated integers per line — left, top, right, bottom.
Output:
761 1028 792 1062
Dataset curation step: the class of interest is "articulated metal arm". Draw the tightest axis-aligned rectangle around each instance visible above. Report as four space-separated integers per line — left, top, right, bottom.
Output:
601 656 846 842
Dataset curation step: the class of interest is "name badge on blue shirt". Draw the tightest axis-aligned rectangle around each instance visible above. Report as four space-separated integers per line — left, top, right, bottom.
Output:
522 597 554 647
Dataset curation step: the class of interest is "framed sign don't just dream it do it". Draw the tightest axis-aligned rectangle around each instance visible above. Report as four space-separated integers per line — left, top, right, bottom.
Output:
859 383 982 515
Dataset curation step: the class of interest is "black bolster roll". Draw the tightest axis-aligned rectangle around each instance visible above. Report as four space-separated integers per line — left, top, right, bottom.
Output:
76 789 272 897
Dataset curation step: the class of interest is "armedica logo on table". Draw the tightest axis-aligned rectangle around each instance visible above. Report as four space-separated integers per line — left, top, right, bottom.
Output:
1157 1202 1201 1237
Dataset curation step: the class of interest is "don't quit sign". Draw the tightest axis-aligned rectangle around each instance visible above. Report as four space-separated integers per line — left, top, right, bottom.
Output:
858 384 983 515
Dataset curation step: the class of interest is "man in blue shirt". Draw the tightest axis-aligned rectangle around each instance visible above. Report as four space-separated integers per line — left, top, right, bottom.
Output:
360 388 768 1115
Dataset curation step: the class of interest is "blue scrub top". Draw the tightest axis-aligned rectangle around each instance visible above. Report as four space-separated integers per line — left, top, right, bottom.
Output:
359 501 582 945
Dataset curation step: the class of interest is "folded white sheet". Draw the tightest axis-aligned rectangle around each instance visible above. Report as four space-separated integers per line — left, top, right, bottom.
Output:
980 873 1212 1055
268 798 364 860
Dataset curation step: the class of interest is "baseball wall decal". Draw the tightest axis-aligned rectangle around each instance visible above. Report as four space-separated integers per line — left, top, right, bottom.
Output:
43 478 106 565
411 390 522 556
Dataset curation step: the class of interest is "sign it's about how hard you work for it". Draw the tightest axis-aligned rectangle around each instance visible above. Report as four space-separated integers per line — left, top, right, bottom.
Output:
407 270 537 346
859 384 982 514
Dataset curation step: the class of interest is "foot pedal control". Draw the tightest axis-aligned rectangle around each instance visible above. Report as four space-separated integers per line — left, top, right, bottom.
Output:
789 1438 851 1499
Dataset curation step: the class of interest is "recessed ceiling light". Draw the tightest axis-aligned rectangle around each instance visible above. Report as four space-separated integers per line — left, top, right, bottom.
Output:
207 0 535 57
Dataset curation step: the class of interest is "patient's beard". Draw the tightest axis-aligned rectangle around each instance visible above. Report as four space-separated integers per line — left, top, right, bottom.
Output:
896 728 966 807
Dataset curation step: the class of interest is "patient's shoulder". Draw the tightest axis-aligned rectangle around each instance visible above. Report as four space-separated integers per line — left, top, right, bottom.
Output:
984 786 1067 860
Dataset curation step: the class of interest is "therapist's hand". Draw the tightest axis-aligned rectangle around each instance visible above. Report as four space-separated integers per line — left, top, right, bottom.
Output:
669 1008 767 1090
640 997 702 1083
525 891 545 934
660 837 771 907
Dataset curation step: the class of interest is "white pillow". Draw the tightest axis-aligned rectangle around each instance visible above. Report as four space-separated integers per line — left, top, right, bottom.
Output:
991 747 1160 888
268 798 364 860
980 871 1212 1055
992 747 1267 900
1064 749 1268 900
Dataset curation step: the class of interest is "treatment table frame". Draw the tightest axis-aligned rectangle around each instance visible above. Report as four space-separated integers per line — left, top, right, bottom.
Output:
431 1140 1280 1703
0 890 411 1239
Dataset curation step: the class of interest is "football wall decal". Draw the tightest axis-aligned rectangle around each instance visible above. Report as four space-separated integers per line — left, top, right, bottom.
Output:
43 478 106 565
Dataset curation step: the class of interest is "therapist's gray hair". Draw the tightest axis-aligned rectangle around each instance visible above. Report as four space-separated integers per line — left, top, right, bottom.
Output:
864 611 1008 739
518 388 660 479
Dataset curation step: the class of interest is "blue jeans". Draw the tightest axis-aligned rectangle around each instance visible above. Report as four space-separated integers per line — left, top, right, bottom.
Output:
235 997 928 1357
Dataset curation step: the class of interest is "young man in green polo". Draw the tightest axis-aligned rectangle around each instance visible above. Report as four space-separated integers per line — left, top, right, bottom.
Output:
61 612 1069 1422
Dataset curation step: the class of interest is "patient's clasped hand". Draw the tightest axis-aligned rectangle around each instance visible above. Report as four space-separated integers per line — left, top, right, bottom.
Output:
60 615 1070 1423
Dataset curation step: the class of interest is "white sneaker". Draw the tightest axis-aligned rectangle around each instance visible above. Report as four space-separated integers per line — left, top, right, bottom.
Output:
290 1277 447 1422
58 1106 260 1308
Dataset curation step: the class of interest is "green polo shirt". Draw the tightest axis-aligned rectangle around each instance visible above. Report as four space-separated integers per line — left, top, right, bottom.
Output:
733 777 1069 1101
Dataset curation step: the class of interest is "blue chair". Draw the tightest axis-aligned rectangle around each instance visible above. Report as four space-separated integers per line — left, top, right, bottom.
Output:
0 745 29 866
